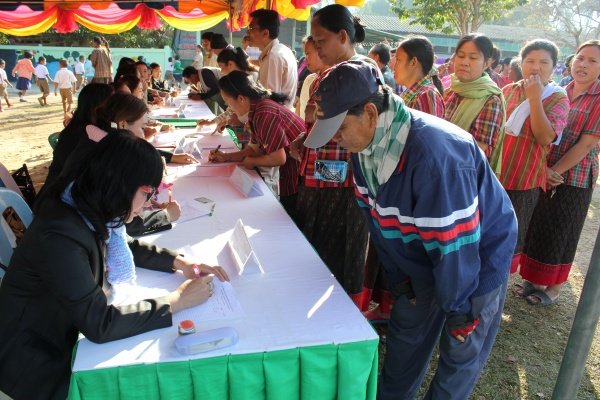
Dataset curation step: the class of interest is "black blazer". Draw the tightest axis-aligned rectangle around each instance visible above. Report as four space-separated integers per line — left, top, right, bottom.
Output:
0 198 179 399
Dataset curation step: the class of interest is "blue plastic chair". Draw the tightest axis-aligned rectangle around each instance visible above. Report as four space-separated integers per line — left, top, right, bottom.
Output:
0 188 33 278
48 132 60 150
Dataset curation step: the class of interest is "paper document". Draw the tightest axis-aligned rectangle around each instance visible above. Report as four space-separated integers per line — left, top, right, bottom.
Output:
176 280 245 322
177 200 213 223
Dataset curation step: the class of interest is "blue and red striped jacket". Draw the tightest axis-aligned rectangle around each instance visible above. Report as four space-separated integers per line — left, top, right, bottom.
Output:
351 110 517 315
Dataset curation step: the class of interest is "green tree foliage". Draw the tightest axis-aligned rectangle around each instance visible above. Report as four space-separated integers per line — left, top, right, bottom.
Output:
528 0 599 46
3 25 174 48
361 0 395 15
389 0 527 36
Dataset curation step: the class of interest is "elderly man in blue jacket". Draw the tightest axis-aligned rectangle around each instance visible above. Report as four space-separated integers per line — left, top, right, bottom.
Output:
304 60 517 399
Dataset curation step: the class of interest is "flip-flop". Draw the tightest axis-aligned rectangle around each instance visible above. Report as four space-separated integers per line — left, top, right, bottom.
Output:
513 281 537 297
526 290 559 306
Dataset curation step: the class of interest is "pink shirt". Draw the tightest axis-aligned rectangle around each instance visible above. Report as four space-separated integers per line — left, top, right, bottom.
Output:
12 58 35 80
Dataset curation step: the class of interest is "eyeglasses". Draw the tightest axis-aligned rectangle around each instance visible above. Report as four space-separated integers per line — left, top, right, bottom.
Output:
139 185 157 201
246 25 260 32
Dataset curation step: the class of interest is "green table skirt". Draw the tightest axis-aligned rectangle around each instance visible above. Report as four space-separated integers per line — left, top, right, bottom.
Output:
68 340 379 400
154 118 198 127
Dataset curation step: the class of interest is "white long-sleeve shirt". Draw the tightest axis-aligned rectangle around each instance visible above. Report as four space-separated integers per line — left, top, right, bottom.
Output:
258 39 298 110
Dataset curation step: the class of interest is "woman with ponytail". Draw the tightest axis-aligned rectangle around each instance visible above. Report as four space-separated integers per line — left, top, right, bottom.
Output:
209 71 303 214
90 36 113 84
288 4 372 307
394 35 445 117
195 47 259 133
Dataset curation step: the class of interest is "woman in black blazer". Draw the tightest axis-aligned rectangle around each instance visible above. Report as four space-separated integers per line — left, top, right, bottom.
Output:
0 132 228 399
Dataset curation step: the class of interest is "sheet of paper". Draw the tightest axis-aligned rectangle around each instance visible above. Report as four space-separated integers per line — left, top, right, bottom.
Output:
177 200 213 223
196 134 237 149
175 245 244 322
176 280 245 322
110 277 243 322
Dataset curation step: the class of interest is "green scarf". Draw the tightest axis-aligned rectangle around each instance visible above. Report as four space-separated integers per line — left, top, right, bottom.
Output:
450 73 506 176
358 94 411 195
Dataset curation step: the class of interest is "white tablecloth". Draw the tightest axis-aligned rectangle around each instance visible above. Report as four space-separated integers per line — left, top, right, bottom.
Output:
72 165 377 372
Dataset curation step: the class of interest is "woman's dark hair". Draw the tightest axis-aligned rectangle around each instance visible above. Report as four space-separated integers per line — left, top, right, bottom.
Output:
521 39 559 66
455 33 494 62
347 87 391 116
116 75 141 94
114 57 137 80
201 31 214 41
70 130 163 240
398 35 444 95
249 9 280 39
510 58 523 81
210 33 229 50
182 66 198 79
218 70 287 104
93 36 110 53
576 39 600 55
217 47 258 72
490 45 502 68
93 93 148 131
312 4 366 44
23 51 33 59
149 62 160 71
61 84 114 139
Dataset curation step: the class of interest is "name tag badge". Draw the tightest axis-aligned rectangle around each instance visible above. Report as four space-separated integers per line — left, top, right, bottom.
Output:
314 160 348 183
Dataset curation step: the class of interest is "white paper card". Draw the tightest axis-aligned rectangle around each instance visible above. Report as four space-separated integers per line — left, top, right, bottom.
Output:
177 200 213 223
229 166 263 197
175 138 203 160
228 219 264 275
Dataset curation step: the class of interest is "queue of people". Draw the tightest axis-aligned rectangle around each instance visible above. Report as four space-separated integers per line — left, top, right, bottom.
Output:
0 4 598 399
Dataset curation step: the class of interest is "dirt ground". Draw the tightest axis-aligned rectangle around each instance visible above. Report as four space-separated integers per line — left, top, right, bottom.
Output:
1 87 599 398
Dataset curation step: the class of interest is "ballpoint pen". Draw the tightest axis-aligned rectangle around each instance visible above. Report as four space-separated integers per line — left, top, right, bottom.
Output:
209 203 216 217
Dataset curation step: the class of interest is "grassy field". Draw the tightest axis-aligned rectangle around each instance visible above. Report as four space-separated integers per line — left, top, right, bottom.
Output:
1 88 599 399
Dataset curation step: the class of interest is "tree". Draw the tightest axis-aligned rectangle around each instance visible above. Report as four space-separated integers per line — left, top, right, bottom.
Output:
362 0 395 15
528 0 600 47
389 0 527 36
3 25 174 48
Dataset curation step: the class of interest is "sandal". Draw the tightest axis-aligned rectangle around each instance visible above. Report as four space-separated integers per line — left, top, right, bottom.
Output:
513 281 537 297
526 290 559 306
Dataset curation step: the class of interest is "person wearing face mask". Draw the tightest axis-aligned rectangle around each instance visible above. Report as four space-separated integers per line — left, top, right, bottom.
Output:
511 41 598 305
196 47 259 145
444 34 506 174
0 131 228 400
209 71 304 216
500 39 570 284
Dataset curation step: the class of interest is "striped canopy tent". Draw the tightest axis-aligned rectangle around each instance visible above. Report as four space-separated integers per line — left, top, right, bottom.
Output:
0 0 364 36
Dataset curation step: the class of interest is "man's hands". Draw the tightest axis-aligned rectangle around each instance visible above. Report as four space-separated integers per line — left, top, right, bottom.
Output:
446 313 480 343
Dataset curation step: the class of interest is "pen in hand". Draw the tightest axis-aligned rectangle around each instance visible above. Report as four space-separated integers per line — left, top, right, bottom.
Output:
209 145 222 163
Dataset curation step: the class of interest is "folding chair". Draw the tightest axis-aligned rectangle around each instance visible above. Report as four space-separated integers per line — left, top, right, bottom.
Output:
0 188 33 278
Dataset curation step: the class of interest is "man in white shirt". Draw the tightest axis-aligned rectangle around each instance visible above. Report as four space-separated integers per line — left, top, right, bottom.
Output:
74 55 86 91
247 9 298 109
53 58 76 116
192 45 204 70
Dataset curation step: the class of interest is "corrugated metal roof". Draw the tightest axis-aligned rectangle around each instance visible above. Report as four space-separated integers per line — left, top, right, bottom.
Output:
355 12 558 44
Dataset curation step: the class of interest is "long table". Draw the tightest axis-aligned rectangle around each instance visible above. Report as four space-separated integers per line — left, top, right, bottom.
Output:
68 153 379 399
